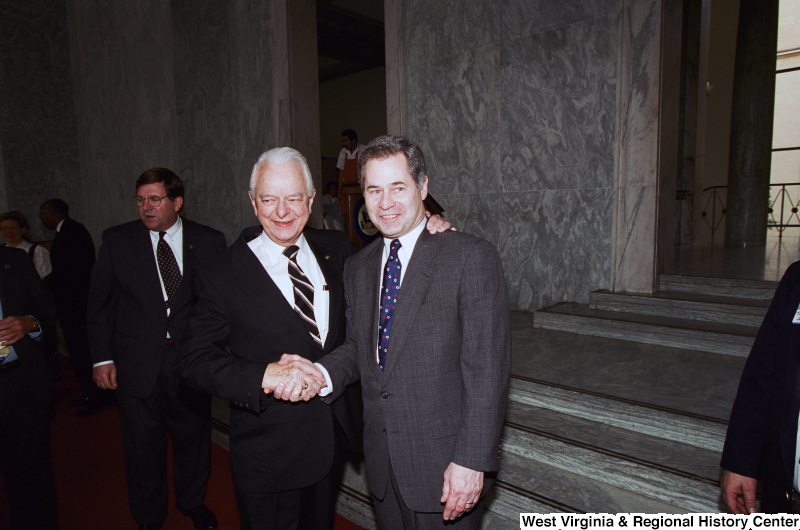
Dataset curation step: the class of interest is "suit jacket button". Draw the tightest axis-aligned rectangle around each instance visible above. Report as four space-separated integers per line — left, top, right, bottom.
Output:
381 391 388 399
382 428 386 435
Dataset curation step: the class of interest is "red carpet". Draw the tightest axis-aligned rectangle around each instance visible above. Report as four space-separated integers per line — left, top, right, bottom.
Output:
0 357 365 529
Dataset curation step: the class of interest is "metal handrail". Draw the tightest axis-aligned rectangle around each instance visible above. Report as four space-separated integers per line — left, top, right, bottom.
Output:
701 182 800 240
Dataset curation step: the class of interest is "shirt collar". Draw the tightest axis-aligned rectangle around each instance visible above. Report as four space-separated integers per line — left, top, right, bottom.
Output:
257 230 309 266
150 216 182 238
382 217 427 255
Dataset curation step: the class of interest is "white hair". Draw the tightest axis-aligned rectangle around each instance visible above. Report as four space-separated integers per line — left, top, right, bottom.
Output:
249 147 314 195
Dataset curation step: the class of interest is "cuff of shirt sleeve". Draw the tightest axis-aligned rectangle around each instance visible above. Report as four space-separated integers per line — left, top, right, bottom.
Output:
93 360 114 368
25 315 41 339
315 362 333 397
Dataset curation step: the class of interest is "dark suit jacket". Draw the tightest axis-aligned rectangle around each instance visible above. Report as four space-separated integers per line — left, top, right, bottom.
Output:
0 246 55 406
722 260 800 513
43 216 95 308
176 226 361 494
320 228 511 513
87 218 226 398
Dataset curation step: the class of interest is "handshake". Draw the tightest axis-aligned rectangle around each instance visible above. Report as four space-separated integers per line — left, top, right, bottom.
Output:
261 354 327 402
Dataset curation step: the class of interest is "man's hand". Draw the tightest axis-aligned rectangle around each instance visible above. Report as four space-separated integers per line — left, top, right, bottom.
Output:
441 462 483 521
262 355 325 402
721 469 757 514
0 315 37 347
93 363 118 390
426 213 456 233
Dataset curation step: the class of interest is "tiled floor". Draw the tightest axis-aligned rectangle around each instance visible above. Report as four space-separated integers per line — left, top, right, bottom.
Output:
672 229 800 281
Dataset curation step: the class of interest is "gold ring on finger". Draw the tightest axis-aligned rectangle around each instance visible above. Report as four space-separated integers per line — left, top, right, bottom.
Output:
302 382 309 390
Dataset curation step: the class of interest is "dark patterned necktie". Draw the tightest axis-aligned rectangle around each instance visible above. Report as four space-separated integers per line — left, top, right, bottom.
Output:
378 239 402 371
157 232 182 311
283 245 322 347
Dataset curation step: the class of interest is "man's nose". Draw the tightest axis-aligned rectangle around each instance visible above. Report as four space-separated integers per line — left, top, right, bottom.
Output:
275 200 290 217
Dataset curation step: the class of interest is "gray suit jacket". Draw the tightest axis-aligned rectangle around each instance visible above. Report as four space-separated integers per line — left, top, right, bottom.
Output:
321 227 511 513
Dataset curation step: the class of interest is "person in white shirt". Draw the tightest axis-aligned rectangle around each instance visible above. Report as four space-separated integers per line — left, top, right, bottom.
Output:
336 129 366 217
0 210 51 278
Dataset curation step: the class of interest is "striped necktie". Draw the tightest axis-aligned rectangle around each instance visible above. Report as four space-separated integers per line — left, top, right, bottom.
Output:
283 245 322 347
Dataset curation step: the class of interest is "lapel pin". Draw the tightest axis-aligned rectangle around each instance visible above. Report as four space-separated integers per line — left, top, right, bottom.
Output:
189 244 196 250
3 264 9 269
324 255 331 260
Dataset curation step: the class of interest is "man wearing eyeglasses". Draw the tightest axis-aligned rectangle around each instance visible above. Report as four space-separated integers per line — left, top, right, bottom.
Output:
87 168 226 530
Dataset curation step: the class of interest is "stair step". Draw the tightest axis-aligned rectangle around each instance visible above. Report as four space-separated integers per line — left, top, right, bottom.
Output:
505 401 721 483
508 377 727 452
511 327 744 421
494 452 687 514
501 412 723 512
659 274 777 300
589 289 768 327
534 302 756 357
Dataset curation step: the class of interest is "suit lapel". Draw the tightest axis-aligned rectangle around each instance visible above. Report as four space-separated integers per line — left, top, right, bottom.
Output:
356 241 385 382
135 224 167 312
381 230 438 379
305 232 343 352
231 236 320 350
173 220 196 310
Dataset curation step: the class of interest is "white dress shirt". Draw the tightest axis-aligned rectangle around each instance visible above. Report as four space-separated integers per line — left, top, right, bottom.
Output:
248 231 329 346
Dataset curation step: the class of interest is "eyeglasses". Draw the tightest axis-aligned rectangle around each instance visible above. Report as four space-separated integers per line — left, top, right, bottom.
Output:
133 195 169 207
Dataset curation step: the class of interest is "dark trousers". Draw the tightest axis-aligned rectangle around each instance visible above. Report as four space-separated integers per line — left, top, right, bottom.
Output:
0 367 58 529
236 426 344 530
56 298 94 394
373 464 483 530
116 348 211 525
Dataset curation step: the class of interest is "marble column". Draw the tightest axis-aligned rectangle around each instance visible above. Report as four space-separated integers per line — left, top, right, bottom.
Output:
609 0 663 294
657 0 684 276
724 0 779 247
385 0 407 136
270 0 323 228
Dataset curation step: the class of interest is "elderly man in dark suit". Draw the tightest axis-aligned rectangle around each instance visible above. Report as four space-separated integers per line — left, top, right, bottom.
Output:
722 260 800 513
176 148 360 530
39 198 104 417
0 245 57 529
87 168 225 530
277 135 511 528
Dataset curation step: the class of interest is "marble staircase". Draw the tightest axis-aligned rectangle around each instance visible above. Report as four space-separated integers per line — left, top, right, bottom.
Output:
531 274 776 357
497 273 774 519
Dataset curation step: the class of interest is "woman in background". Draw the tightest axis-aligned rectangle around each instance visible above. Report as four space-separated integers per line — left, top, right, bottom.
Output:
0 210 52 278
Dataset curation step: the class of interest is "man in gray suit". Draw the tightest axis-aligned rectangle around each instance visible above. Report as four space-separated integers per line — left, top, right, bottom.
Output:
274 135 511 528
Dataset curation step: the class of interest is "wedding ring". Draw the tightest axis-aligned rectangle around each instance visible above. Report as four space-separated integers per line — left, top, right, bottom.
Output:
302 382 309 390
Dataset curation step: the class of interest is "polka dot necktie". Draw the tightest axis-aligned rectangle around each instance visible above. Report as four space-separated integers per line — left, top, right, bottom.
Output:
283 245 322 347
378 239 402 371
157 232 182 311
